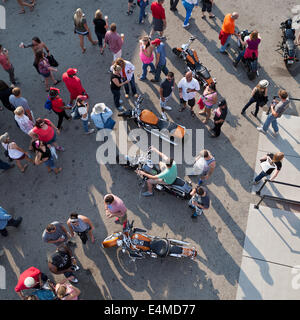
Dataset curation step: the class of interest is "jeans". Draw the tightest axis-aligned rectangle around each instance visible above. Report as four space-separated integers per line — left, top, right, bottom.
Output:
262 114 279 133
241 97 260 116
160 94 171 110
95 32 105 47
220 34 232 52
139 2 148 23
111 89 121 109
154 64 169 81
0 159 12 170
124 75 137 95
235 48 245 63
53 110 70 129
141 62 156 79
255 170 269 182
182 0 194 26
212 122 223 137
44 156 55 169
81 119 89 133
189 199 203 216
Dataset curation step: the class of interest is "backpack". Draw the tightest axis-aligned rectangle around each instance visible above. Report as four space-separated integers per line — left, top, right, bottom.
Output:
71 104 81 120
34 289 56 300
44 97 52 111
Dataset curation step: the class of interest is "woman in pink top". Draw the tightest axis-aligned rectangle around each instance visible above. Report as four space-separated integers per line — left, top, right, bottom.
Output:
139 36 156 80
198 82 218 123
55 280 80 300
29 118 64 151
104 194 128 228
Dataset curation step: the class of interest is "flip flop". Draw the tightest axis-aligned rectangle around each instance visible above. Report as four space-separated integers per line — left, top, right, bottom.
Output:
55 167 62 175
21 164 28 173
18 10 25 14
179 107 186 112
209 15 216 19
191 111 195 118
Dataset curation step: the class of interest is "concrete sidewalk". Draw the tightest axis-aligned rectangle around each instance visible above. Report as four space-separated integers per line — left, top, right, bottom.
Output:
252 112 300 203
236 204 300 300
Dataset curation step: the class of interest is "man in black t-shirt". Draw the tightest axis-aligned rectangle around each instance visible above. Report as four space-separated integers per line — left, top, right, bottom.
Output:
210 99 227 137
48 245 80 283
159 71 174 119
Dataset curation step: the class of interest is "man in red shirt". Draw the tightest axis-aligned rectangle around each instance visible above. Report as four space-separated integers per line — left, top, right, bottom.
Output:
15 266 48 300
62 68 87 105
0 45 17 85
49 87 71 129
149 0 166 39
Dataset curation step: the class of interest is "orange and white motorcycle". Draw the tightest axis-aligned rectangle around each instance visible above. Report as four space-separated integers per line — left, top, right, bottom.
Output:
172 36 216 87
102 220 197 261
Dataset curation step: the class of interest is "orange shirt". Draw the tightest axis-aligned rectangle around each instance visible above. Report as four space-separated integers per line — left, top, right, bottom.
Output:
222 14 235 34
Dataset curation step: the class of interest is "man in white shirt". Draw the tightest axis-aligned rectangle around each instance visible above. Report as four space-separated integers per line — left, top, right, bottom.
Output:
178 71 200 117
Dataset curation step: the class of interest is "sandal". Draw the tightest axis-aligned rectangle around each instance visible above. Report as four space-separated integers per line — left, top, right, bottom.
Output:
53 80 61 85
82 48 86 54
179 107 186 112
55 167 62 175
191 110 195 118
18 9 25 14
209 15 216 19
21 164 28 173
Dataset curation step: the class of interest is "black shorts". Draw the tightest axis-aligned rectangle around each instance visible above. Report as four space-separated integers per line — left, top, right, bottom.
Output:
128 0 134 3
202 1 212 12
181 97 195 107
152 18 164 32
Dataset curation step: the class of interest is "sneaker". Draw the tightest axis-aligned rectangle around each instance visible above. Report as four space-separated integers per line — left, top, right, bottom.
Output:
142 191 153 197
69 277 79 283
85 129 95 135
119 99 123 104
191 214 197 219
150 79 159 83
252 180 260 185
220 51 228 55
256 126 265 133
114 218 121 224
162 106 172 111
161 112 168 120
182 23 190 28
71 264 80 271
134 93 139 98
14 217 23 228
117 106 124 111
125 94 129 99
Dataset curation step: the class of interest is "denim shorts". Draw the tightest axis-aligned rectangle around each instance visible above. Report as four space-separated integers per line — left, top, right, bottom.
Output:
40 72 50 78
44 156 55 169
46 131 56 145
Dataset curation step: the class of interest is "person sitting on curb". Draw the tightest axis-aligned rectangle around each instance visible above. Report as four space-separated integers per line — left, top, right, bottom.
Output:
0 206 22 237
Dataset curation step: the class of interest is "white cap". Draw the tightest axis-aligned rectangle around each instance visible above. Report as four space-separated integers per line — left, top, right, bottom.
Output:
259 79 269 88
24 277 36 288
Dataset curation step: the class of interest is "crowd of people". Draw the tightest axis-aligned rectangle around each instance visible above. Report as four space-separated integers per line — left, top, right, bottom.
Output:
0 0 295 300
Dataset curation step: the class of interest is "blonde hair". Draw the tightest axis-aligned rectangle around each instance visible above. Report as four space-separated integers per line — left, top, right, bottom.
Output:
273 152 284 162
114 57 125 68
74 8 83 26
95 9 102 19
57 285 67 299
14 106 25 116
113 64 122 73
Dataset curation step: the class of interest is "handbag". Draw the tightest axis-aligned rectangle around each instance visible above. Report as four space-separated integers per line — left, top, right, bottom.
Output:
47 54 59 67
71 104 81 120
197 97 205 110
4 143 13 162
100 113 115 129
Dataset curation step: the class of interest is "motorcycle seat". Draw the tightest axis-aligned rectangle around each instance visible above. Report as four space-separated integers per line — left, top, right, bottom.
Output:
150 239 169 257
171 177 185 187
169 245 183 255
285 28 295 40
156 120 178 133
286 39 295 52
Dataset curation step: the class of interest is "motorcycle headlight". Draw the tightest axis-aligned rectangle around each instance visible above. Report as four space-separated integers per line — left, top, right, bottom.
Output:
117 240 123 247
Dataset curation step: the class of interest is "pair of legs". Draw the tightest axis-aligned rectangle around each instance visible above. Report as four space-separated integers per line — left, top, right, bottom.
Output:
139 1 148 23
254 170 269 183
81 119 94 135
241 97 260 117
182 0 194 27
17 0 35 14
127 0 135 15
53 110 71 129
201 1 215 18
149 19 164 39
220 34 232 53
78 33 97 54
4 65 17 85
111 89 122 110
95 32 105 54
199 105 213 123
44 156 62 174
140 62 156 80
76 227 94 244
143 178 166 195
259 114 279 134
42 72 60 91
170 0 179 11
211 122 222 137
0 216 22 236
179 97 196 117
15 154 33 172
188 199 204 217
154 64 169 82
124 75 137 97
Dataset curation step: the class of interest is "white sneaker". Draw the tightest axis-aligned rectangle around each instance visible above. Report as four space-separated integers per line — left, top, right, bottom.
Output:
162 106 172 111
161 112 168 120
85 129 95 135
256 126 265 133
273 131 278 136
183 23 190 28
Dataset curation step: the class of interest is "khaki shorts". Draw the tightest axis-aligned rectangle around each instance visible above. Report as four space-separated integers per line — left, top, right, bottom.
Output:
148 178 167 185
119 212 128 224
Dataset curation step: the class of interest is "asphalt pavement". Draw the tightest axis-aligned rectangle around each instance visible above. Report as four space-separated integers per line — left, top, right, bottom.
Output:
0 0 299 300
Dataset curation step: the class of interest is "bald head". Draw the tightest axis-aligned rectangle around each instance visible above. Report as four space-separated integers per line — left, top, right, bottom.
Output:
231 12 239 19
185 71 193 82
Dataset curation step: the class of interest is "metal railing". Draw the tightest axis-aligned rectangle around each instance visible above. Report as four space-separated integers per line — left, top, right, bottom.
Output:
254 179 300 209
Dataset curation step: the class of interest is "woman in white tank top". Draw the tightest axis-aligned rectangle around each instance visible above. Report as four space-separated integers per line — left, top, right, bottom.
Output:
0 132 34 172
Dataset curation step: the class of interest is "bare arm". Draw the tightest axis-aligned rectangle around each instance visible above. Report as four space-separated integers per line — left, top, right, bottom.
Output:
150 146 169 162
270 169 280 181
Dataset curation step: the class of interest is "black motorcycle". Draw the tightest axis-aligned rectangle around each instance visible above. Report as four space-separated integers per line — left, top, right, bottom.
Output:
236 30 258 80
117 148 192 200
277 18 299 67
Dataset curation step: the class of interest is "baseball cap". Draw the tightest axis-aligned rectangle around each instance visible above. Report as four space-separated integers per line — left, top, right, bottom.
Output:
151 38 161 46
24 277 36 288
67 68 78 76
258 79 269 88
77 95 88 101
49 87 60 97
